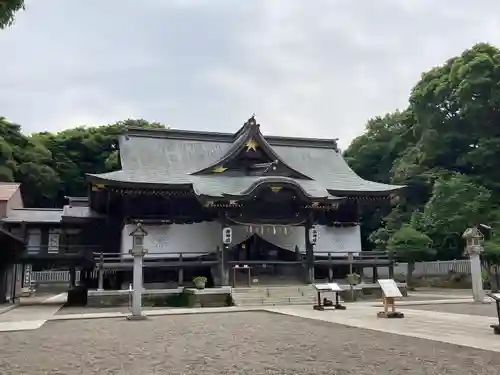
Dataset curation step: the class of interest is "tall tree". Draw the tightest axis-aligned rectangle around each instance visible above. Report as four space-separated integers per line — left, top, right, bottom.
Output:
0 117 59 207
0 0 24 29
33 118 167 205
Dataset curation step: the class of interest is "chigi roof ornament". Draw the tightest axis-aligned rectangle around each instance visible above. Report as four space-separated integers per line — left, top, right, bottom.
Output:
246 114 258 127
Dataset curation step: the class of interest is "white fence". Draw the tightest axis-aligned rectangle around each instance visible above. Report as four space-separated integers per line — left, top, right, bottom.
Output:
30 270 115 284
31 270 81 284
364 259 471 278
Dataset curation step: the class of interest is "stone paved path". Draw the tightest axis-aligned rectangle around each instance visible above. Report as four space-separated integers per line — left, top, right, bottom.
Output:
268 304 500 352
0 304 64 332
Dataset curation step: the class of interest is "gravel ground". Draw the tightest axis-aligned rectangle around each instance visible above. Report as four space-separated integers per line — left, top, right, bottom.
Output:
1 312 500 375
406 303 500 318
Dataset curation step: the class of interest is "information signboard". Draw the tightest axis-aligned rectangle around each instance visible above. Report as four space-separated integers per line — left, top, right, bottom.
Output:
378 279 403 298
313 283 343 292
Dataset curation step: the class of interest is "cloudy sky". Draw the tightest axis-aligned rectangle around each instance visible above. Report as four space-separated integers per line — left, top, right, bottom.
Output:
1 0 500 148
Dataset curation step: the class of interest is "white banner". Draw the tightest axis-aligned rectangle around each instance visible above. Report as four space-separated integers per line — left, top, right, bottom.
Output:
121 223 361 258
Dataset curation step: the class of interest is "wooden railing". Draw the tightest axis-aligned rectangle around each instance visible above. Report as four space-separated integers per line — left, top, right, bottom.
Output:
24 245 101 257
92 251 220 268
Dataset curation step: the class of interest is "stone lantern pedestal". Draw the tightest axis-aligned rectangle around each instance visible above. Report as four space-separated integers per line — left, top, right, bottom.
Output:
127 246 148 320
463 227 485 303
126 223 149 321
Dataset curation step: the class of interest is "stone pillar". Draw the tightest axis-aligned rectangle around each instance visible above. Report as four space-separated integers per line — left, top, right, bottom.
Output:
470 253 484 302
127 223 149 320
128 246 147 320
462 227 485 303
221 245 230 286
21 264 32 296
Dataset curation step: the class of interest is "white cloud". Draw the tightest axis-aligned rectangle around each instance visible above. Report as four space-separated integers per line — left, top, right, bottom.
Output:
1 0 500 148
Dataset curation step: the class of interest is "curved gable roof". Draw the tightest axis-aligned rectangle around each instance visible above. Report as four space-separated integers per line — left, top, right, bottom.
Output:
87 119 403 197
191 116 312 180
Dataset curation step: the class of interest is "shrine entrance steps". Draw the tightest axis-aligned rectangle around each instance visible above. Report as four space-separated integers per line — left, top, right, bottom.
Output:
231 285 318 306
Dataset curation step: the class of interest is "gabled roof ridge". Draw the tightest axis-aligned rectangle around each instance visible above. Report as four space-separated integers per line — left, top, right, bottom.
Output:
123 125 339 150
191 116 313 179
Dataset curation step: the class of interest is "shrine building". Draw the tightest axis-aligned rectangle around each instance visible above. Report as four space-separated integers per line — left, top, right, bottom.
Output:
2 116 403 290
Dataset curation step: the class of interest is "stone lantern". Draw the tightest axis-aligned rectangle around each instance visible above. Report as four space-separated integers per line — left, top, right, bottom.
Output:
127 223 148 320
462 227 485 303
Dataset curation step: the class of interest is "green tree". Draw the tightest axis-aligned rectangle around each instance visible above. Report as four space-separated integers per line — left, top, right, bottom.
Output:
33 118 167 205
0 0 24 29
0 117 60 206
387 225 434 286
411 173 491 259
345 43 500 260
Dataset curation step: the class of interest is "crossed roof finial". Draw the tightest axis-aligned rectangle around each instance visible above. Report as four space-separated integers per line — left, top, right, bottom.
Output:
247 114 257 127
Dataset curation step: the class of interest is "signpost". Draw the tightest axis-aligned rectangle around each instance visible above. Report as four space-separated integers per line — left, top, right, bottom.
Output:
377 279 404 319
313 283 346 311
487 292 500 334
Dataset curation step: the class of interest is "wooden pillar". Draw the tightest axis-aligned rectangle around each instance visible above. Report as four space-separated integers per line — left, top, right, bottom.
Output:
178 253 184 286
327 253 333 282
69 266 76 288
305 222 314 284
372 266 378 283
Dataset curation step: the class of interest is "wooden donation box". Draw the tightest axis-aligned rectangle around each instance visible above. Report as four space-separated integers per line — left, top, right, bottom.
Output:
313 283 346 311
377 279 404 318
487 292 500 334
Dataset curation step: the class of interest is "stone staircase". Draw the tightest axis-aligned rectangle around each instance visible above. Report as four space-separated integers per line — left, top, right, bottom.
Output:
231 285 318 306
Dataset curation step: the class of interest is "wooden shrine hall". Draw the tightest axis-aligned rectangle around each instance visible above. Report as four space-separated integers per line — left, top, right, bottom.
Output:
2 116 403 290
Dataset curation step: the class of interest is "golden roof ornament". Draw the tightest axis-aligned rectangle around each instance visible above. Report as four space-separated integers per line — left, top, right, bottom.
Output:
245 138 259 152
212 165 227 173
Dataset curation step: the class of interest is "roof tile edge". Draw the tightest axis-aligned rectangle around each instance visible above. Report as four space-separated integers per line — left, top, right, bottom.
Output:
123 126 339 150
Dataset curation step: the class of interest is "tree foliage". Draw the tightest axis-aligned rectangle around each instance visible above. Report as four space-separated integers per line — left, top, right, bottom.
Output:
345 42 500 261
0 0 24 29
387 225 434 262
0 117 166 207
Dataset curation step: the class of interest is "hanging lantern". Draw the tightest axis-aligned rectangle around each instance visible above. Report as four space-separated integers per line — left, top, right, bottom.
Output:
273 226 276 235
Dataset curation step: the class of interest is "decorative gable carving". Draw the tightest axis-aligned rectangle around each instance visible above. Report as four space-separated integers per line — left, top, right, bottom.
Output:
192 116 312 180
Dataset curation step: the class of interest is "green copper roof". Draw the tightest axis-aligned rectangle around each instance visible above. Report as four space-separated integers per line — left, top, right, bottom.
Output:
87 124 403 197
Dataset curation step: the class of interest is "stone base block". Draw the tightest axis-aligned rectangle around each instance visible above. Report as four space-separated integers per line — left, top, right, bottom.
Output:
313 305 324 311
377 311 404 319
334 304 347 310
490 324 500 334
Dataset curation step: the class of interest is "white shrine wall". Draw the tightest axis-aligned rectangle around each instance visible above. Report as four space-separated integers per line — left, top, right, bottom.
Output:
120 223 362 258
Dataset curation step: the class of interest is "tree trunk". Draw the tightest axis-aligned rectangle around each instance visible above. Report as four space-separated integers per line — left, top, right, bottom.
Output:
407 262 415 289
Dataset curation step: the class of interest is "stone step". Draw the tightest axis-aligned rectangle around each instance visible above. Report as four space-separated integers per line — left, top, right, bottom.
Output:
232 287 314 295
233 296 317 306
233 291 317 297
